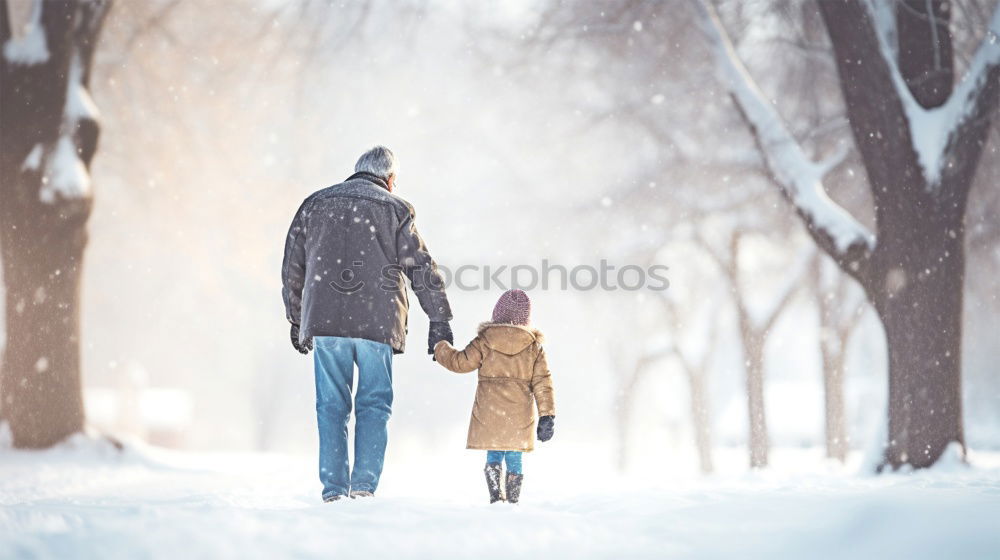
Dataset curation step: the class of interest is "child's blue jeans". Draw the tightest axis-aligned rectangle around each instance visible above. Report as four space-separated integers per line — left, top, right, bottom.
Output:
486 450 523 474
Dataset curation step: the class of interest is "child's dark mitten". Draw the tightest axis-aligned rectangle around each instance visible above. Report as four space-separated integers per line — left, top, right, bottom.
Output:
537 415 555 442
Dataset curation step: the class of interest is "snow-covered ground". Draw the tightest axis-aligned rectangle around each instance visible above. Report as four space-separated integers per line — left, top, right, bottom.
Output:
2 436 999 560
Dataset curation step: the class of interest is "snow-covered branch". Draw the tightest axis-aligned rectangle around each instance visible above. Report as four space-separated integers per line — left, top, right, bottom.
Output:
2 0 49 65
40 52 95 204
758 246 812 334
691 0 875 272
865 0 1000 189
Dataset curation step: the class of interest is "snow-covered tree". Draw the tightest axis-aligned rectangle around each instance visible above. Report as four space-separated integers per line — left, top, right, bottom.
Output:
659 292 718 474
697 227 810 467
609 247 721 475
696 0 1000 469
516 1 818 469
0 0 111 448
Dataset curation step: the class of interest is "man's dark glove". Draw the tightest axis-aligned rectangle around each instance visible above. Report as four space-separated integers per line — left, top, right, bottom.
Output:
428 321 453 357
290 324 311 355
537 415 555 442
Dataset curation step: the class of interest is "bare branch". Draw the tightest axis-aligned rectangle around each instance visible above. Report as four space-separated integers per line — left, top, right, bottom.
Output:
838 294 869 341
124 0 182 52
691 227 733 283
660 292 721 376
692 0 875 286
760 248 812 334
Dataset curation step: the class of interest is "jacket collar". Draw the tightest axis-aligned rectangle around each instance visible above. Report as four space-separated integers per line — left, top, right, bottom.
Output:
346 171 390 191
477 322 545 344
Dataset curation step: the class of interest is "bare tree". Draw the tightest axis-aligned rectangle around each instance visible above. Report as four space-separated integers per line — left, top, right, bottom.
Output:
696 0 1000 469
518 1 834 469
612 341 668 472
698 229 807 467
660 295 717 475
611 297 717 475
606 226 721 475
807 254 867 462
1 0 111 448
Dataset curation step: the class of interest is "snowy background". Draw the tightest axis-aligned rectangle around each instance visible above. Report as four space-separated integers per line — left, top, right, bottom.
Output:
3 436 1000 559
2 0 1000 557
57 0 998 462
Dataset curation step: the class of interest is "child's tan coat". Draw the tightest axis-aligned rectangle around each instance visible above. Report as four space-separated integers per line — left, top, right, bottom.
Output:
434 323 555 452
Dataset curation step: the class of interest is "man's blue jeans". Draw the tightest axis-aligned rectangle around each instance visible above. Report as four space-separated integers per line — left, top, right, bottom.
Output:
313 336 393 500
486 450 523 475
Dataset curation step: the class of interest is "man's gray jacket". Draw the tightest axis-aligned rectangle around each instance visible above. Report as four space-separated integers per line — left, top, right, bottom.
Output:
281 172 452 353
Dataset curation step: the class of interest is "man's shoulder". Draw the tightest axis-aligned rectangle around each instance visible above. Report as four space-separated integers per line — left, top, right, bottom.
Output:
385 191 416 218
303 179 414 218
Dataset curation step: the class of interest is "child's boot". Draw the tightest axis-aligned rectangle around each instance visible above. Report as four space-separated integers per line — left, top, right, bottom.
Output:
505 472 523 504
485 463 504 503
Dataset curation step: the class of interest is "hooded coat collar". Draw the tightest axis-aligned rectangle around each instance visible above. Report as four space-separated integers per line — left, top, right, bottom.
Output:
477 322 545 355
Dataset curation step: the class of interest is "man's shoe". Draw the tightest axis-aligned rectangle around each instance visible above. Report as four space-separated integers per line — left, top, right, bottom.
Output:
323 494 346 503
350 490 374 499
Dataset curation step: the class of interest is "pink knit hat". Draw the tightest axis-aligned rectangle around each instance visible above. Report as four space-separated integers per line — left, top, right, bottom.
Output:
492 289 531 325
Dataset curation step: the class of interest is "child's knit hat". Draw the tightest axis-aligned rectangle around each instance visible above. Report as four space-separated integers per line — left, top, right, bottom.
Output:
492 289 531 325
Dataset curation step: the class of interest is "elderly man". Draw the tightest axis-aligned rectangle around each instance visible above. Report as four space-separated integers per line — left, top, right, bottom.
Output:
281 146 453 502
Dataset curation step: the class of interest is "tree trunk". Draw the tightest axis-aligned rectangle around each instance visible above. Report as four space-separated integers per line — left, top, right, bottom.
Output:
615 383 634 473
812 256 852 463
816 0 998 470
0 186 91 447
819 343 847 462
742 337 768 468
613 351 643 472
0 0 109 447
871 211 966 469
686 370 713 474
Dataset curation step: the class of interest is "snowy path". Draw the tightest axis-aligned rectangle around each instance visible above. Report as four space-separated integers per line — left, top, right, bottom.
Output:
2 439 999 559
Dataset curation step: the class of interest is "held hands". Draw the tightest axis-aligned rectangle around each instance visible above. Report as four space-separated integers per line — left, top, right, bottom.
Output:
537 415 555 442
290 324 312 355
428 321 454 360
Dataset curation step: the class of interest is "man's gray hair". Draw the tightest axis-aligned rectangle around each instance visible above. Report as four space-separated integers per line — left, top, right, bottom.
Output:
354 146 398 181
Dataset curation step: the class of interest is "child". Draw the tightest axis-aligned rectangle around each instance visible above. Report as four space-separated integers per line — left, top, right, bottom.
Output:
434 289 556 504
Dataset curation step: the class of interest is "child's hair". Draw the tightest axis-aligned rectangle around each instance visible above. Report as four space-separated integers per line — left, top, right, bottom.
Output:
492 289 531 325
